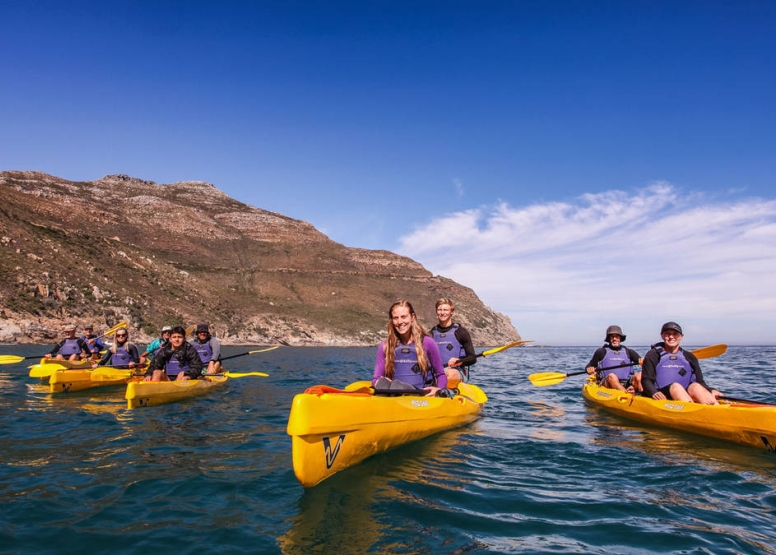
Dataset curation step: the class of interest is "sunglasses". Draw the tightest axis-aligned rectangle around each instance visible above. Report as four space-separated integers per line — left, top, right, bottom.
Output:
115 333 128 338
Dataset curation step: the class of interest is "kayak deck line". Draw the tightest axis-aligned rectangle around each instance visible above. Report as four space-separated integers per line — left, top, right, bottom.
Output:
582 378 776 454
287 381 488 487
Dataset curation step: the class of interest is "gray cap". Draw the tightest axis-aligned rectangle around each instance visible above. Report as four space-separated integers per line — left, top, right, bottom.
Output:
605 325 626 342
161 326 173 333
661 321 683 335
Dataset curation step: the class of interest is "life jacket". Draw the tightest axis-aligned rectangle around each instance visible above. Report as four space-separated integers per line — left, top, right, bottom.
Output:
598 345 634 381
655 348 696 389
164 350 190 377
193 338 214 363
81 334 103 354
392 344 434 388
431 324 464 366
60 338 82 356
110 344 133 366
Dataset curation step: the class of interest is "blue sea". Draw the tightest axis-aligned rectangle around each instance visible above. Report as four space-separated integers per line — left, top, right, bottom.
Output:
1 344 775 554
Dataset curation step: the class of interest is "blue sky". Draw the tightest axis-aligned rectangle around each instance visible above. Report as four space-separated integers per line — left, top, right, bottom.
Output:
2 1 775 345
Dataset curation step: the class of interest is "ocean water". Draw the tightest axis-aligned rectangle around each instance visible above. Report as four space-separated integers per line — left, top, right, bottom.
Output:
1 344 775 554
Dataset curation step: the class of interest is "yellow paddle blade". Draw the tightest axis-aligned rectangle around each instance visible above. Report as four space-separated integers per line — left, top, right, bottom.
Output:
222 371 269 378
247 346 280 355
691 344 727 359
0 355 26 365
480 340 534 357
101 321 128 338
29 363 67 378
528 372 569 387
185 325 196 336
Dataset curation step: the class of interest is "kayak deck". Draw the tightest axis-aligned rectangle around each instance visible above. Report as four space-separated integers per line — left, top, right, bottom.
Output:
48 368 126 393
125 375 228 408
582 378 776 453
29 358 93 381
287 381 487 487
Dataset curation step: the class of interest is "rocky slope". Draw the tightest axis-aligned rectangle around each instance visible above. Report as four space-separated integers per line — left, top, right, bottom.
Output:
0 170 521 346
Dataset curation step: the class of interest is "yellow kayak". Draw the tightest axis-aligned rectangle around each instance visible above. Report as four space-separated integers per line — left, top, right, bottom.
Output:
29 358 93 381
48 368 127 393
125 375 229 408
286 381 488 487
582 378 776 453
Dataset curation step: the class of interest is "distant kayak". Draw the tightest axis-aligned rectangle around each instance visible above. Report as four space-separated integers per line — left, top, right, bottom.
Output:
125 375 229 408
582 377 776 453
286 380 488 487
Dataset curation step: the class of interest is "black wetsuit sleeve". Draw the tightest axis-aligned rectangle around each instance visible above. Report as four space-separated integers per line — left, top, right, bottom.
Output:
48 339 66 356
183 343 204 378
586 347 607 369
640 349 661 397
455 326 477 367
128 345 140 364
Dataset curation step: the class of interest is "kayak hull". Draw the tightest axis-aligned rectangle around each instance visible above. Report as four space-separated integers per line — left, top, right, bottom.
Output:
582 379 776 453
49 368 126 393
287 381 487 487
125 375 228 408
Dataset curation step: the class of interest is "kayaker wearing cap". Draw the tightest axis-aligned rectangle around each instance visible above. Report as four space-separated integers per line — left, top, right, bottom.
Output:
93 328 140 368
191 323 222 375
45 324 91 361
373 300 447 397
641 322 721 404
430 298 477 389
585 325 643 393
144 325 203 382
81 324 105 361
139 326 173 364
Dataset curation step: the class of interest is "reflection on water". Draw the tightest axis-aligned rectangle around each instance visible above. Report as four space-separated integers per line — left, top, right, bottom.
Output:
278 426 475 554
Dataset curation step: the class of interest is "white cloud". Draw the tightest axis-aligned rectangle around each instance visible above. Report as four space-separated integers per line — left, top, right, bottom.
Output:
398 183 776 346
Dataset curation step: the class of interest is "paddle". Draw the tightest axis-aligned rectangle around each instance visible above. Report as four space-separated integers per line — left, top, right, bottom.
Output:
217 345 280 362
91 364 149 381
477 340 534 358
528 344 728 387
97 321 128 339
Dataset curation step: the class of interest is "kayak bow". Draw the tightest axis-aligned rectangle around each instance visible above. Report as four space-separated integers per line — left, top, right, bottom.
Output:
287 381 487 487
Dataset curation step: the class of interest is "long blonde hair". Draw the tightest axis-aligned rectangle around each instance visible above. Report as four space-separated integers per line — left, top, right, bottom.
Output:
383 300 431 380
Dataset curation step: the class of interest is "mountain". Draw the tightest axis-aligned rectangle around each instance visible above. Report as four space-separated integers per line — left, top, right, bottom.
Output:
0 170 521 346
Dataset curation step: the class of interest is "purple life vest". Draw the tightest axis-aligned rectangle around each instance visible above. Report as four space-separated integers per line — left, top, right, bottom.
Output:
392 344 431 388
60 338 82 356
598 346 634 381
655 349 696 389
193 339 214 364
431 324 464 367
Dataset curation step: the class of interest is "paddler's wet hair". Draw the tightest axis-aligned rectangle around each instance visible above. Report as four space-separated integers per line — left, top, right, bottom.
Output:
384 300 431 380
170 326 186 337
435 298 455 310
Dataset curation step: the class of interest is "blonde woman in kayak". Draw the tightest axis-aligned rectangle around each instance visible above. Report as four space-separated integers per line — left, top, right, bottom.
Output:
373 300 447 397
641 321 722 404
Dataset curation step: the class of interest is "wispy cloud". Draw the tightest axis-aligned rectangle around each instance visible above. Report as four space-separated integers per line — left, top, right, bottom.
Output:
452 178 464 197
398 183 776 345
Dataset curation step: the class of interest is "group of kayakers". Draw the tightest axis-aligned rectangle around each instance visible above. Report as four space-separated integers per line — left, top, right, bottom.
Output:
45 322 223 382
372 298 478 397
586 322 723 405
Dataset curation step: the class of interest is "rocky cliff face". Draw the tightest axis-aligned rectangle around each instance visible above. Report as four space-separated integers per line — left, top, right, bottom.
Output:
0 170 520 346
